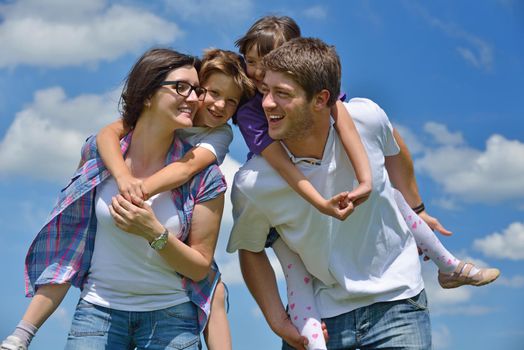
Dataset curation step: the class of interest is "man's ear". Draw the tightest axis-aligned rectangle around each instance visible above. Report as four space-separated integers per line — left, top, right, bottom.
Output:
312 89 330 111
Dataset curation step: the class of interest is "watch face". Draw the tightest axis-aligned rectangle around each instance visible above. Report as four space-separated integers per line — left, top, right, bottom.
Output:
151 232 168 250
151 238 166 250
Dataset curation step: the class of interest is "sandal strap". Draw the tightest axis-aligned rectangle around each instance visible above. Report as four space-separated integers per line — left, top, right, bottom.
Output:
458 262 474 281
453 261 466 276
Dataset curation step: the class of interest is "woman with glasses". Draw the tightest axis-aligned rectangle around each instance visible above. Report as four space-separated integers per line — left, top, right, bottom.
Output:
3 48 229 350
93 48 255 350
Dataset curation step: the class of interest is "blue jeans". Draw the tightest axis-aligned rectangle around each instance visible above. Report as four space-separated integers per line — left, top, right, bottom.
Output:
65 299 201 350
283 290 431 350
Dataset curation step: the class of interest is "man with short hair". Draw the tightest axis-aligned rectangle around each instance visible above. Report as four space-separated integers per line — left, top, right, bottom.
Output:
227 37 431 349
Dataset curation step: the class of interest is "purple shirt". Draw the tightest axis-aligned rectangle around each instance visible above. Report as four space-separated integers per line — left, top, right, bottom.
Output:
237 92 273 159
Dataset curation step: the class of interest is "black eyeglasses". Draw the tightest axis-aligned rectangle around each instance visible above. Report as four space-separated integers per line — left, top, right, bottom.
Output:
159 81 207 101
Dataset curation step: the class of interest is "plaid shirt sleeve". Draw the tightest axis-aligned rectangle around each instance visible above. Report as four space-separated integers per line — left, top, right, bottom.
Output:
194 164 227 204
25 134 119 296
181 161 227 332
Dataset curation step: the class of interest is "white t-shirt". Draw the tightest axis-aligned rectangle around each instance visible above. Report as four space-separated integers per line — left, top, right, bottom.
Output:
227 98 424 318
81 178 189 311
176 123 233 165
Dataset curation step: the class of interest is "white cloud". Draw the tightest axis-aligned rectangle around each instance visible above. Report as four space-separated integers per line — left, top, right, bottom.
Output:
423 122 464 146
0 86 119 181
416 124 524 203
443 305 495 316
221 155 241 228
496 275 524 288
164 0 253 23
302 6 328 20
432 325 451 350
408 3 493 71
215 155 242 285
422 262 473 307
474 222 524 260
0 0 182 68
452 33 493 71
421 258 498 317
217 255 243 285
431 197 461 211
219 248 284 287
214 155 240 258
49 306 71 329
394 123 427 155
251 306 263 319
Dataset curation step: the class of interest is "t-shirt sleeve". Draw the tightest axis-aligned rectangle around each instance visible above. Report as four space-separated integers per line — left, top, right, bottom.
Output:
376 104 400 156
193 124 233 165
237 94 274 155
226 172 272 253
356 98 399 156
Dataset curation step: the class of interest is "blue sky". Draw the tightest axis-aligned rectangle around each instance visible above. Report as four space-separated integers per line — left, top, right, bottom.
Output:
0 0 523 349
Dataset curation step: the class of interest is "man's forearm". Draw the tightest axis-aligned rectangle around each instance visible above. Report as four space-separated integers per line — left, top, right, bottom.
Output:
239 249 288 331
385 128 422 207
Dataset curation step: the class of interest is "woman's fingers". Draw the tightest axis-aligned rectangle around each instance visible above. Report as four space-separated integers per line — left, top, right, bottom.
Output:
108 202 127 228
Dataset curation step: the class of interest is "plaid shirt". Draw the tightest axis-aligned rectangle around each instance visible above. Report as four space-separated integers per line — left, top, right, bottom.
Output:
24 131 227 332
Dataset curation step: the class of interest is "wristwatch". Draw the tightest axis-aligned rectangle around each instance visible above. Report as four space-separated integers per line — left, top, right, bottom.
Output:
149 227 169 250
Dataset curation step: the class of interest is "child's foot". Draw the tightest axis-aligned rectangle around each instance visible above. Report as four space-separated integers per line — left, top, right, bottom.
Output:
1 336 27 350
438 261 500 289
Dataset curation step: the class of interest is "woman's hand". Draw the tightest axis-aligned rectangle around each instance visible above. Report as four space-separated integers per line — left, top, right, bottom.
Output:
108 194 163 242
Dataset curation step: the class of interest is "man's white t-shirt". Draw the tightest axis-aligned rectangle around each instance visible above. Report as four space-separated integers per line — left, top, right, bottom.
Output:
227 98 424 318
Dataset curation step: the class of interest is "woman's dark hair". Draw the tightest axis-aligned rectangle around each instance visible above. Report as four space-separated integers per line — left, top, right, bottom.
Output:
235 15 301 57
119 48 201 129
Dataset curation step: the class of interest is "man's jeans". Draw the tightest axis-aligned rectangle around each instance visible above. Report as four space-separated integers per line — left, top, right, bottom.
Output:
283 290 431 350
65 298 201 350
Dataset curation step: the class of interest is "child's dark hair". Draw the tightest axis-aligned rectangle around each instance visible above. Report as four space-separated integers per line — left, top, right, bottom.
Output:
235 16 301 57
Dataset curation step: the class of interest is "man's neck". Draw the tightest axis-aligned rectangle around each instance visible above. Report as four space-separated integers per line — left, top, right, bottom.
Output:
283 112 331 159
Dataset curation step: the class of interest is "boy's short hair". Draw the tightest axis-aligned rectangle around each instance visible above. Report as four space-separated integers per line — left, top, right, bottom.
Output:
235 15 301 57
200 48 256 104
261 37 341 107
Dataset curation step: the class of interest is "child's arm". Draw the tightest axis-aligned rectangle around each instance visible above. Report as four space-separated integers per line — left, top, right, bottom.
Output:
238 97 352 220
96 120 146 200
97 120 219 200
331 100 372 207
143 147 217 197
261 142 354 220
144 124 232 196
22 284 70 328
